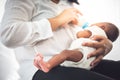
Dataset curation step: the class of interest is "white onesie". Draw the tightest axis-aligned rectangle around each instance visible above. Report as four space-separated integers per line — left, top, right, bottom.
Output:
61 26 107 70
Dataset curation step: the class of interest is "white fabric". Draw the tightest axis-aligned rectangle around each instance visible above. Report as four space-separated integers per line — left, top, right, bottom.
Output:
85 26 107 38
0 42 20 80
61 38 96 70
61 26 107 70
0 0 76 80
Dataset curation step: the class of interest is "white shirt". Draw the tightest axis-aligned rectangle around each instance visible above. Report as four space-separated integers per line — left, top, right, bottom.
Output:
0 42 19 80
0 0 77 80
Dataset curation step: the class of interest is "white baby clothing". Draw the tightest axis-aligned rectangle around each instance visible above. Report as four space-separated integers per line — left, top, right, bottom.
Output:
61 26 107 70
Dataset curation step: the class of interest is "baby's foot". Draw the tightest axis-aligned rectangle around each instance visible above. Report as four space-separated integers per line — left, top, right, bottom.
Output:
34 54 49 73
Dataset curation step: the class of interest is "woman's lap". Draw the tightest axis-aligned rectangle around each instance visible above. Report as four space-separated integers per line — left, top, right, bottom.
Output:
91 59 120 80
32 64 114 80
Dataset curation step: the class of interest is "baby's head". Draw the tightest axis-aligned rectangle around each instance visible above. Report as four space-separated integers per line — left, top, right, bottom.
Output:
91 22 119 42
68 0 79 4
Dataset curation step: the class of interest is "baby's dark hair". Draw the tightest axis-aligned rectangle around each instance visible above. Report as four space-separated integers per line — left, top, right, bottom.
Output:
68 0 79 4
104 22 119 42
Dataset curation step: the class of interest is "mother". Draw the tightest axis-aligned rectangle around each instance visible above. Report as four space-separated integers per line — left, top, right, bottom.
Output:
0 0 118 80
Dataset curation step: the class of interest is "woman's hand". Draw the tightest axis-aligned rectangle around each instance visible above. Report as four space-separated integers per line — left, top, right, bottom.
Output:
56 8 82 26
82 35 113 67
48 8 82 31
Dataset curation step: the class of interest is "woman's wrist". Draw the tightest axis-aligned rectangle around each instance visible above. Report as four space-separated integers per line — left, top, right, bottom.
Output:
48 16 62 31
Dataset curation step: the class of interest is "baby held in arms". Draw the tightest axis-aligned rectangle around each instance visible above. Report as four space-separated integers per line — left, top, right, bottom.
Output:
34 21 119 73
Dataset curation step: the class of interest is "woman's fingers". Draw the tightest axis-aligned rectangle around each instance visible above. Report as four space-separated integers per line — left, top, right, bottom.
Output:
82 36 104 48
72 8 83 15
82 41 104 49
87 48 105 67
87 47 105 58
90 55 104 67
90 35 107 41
90 35 113 54
70 8 83 25
82 35 112 67
58 8 83 26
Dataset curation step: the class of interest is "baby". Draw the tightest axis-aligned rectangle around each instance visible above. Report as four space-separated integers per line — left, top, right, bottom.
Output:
34 22 119 73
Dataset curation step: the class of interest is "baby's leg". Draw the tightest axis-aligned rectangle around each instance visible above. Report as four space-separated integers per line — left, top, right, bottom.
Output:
34 53 68 73
34 54 49 73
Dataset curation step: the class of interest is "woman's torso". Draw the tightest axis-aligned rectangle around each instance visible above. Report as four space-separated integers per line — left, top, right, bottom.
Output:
12 0 75 79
